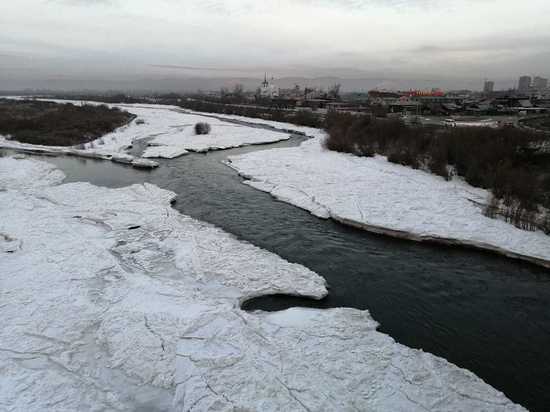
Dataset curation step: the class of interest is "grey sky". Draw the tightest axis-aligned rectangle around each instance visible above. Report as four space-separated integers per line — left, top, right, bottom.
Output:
1 0 549 90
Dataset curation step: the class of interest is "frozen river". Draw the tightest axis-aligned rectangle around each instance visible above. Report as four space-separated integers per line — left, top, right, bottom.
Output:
5 135 550 411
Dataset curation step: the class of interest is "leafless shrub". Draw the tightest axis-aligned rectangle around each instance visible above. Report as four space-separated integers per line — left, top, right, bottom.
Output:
194 122 211 135
324 111 550 231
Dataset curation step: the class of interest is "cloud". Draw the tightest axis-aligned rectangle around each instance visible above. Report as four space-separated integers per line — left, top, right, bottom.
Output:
411 36 550 54
1 0 550 90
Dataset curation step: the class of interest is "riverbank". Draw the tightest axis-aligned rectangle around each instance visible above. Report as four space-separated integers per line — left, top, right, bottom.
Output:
227 136 550 269
1 98 295 163
0 98 134 146
0 155 525 411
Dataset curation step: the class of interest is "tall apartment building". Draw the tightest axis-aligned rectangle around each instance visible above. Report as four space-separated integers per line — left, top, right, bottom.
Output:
518 76 531 94
483 80 494 93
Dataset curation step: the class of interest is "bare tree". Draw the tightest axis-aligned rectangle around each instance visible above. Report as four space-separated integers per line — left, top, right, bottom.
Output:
328 83 341 100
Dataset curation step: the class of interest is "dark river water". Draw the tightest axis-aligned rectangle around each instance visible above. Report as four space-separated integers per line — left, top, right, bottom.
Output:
6 138 550 411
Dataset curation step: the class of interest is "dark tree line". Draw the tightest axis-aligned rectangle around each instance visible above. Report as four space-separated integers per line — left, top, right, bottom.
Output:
324 111 550 233
0 99 134 146
177 99 323 128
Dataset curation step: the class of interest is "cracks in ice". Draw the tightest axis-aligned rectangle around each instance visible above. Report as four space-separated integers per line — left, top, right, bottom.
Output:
23 332 72 348
143 315 166 352
0 346 119 408
354 197 366 223
187 394 210 411
204 376 233 405
275 376 312 412
396 388 432 412
0 347 51 357
72 215 113 231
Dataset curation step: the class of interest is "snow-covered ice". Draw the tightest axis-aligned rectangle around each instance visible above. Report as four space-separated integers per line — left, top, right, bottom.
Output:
227 136 550 268
69 103 293 159
184 109 326 139
0 156 526 411
140 111 291 158
0 99 293 161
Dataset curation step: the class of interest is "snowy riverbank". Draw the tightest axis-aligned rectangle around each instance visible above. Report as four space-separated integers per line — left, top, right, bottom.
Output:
0 156 525 411
0 99 292 162
227 136 550 269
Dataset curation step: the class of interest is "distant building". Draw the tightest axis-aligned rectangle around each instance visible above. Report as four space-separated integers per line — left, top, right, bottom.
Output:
518 76 532 94
483 80 494 93
533 76 548 91
368 90 401 106
259 73 279 99
278 84 302 99
403 89 445 98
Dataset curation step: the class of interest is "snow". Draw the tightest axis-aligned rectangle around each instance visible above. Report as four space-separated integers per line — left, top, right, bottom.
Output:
455 120 499 128
0 155 525 411
227 136 550 268
77 104 291 158
140 112 291 158
184 109 326 139
0 136 160 168
0 156 65 189
1 99 293 161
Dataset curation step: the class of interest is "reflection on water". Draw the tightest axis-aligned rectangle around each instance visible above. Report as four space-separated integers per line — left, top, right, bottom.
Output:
5 140 550 411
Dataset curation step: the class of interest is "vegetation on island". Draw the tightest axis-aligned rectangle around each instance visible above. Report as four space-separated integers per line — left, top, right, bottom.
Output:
324 111 550 233
177 98 323 128
194 122 211 135
0 99 135 146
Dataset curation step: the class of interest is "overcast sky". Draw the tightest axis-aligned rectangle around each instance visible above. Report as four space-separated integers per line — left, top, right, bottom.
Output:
1 0 550 90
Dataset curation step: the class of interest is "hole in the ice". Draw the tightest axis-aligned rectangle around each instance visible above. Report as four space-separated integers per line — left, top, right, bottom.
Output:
241 294 331 312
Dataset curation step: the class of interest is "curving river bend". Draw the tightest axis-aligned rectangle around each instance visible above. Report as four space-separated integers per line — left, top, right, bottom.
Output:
7 136 550 411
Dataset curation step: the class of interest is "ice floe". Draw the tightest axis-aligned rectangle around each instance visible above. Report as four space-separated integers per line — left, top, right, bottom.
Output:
0 154 526 411
227 137 550 268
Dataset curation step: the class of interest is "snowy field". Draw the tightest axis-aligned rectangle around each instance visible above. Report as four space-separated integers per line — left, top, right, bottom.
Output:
139 110 291 158
0 99 293 161
183 109 326 139
227 137 550 268
0 156 524 411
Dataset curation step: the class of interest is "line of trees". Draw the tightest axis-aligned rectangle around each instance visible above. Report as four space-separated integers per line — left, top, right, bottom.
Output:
0 99 134 146
177 98 323 128
324 111 550 233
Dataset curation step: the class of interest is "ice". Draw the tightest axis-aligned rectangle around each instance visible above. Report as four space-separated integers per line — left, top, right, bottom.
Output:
227 136 550 268
183 109 326 139
0 156 65 189
0 156 525 411
140 111 291 158
1 99 292 162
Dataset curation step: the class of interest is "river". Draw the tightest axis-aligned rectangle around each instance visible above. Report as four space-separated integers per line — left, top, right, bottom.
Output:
4 136 550 411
